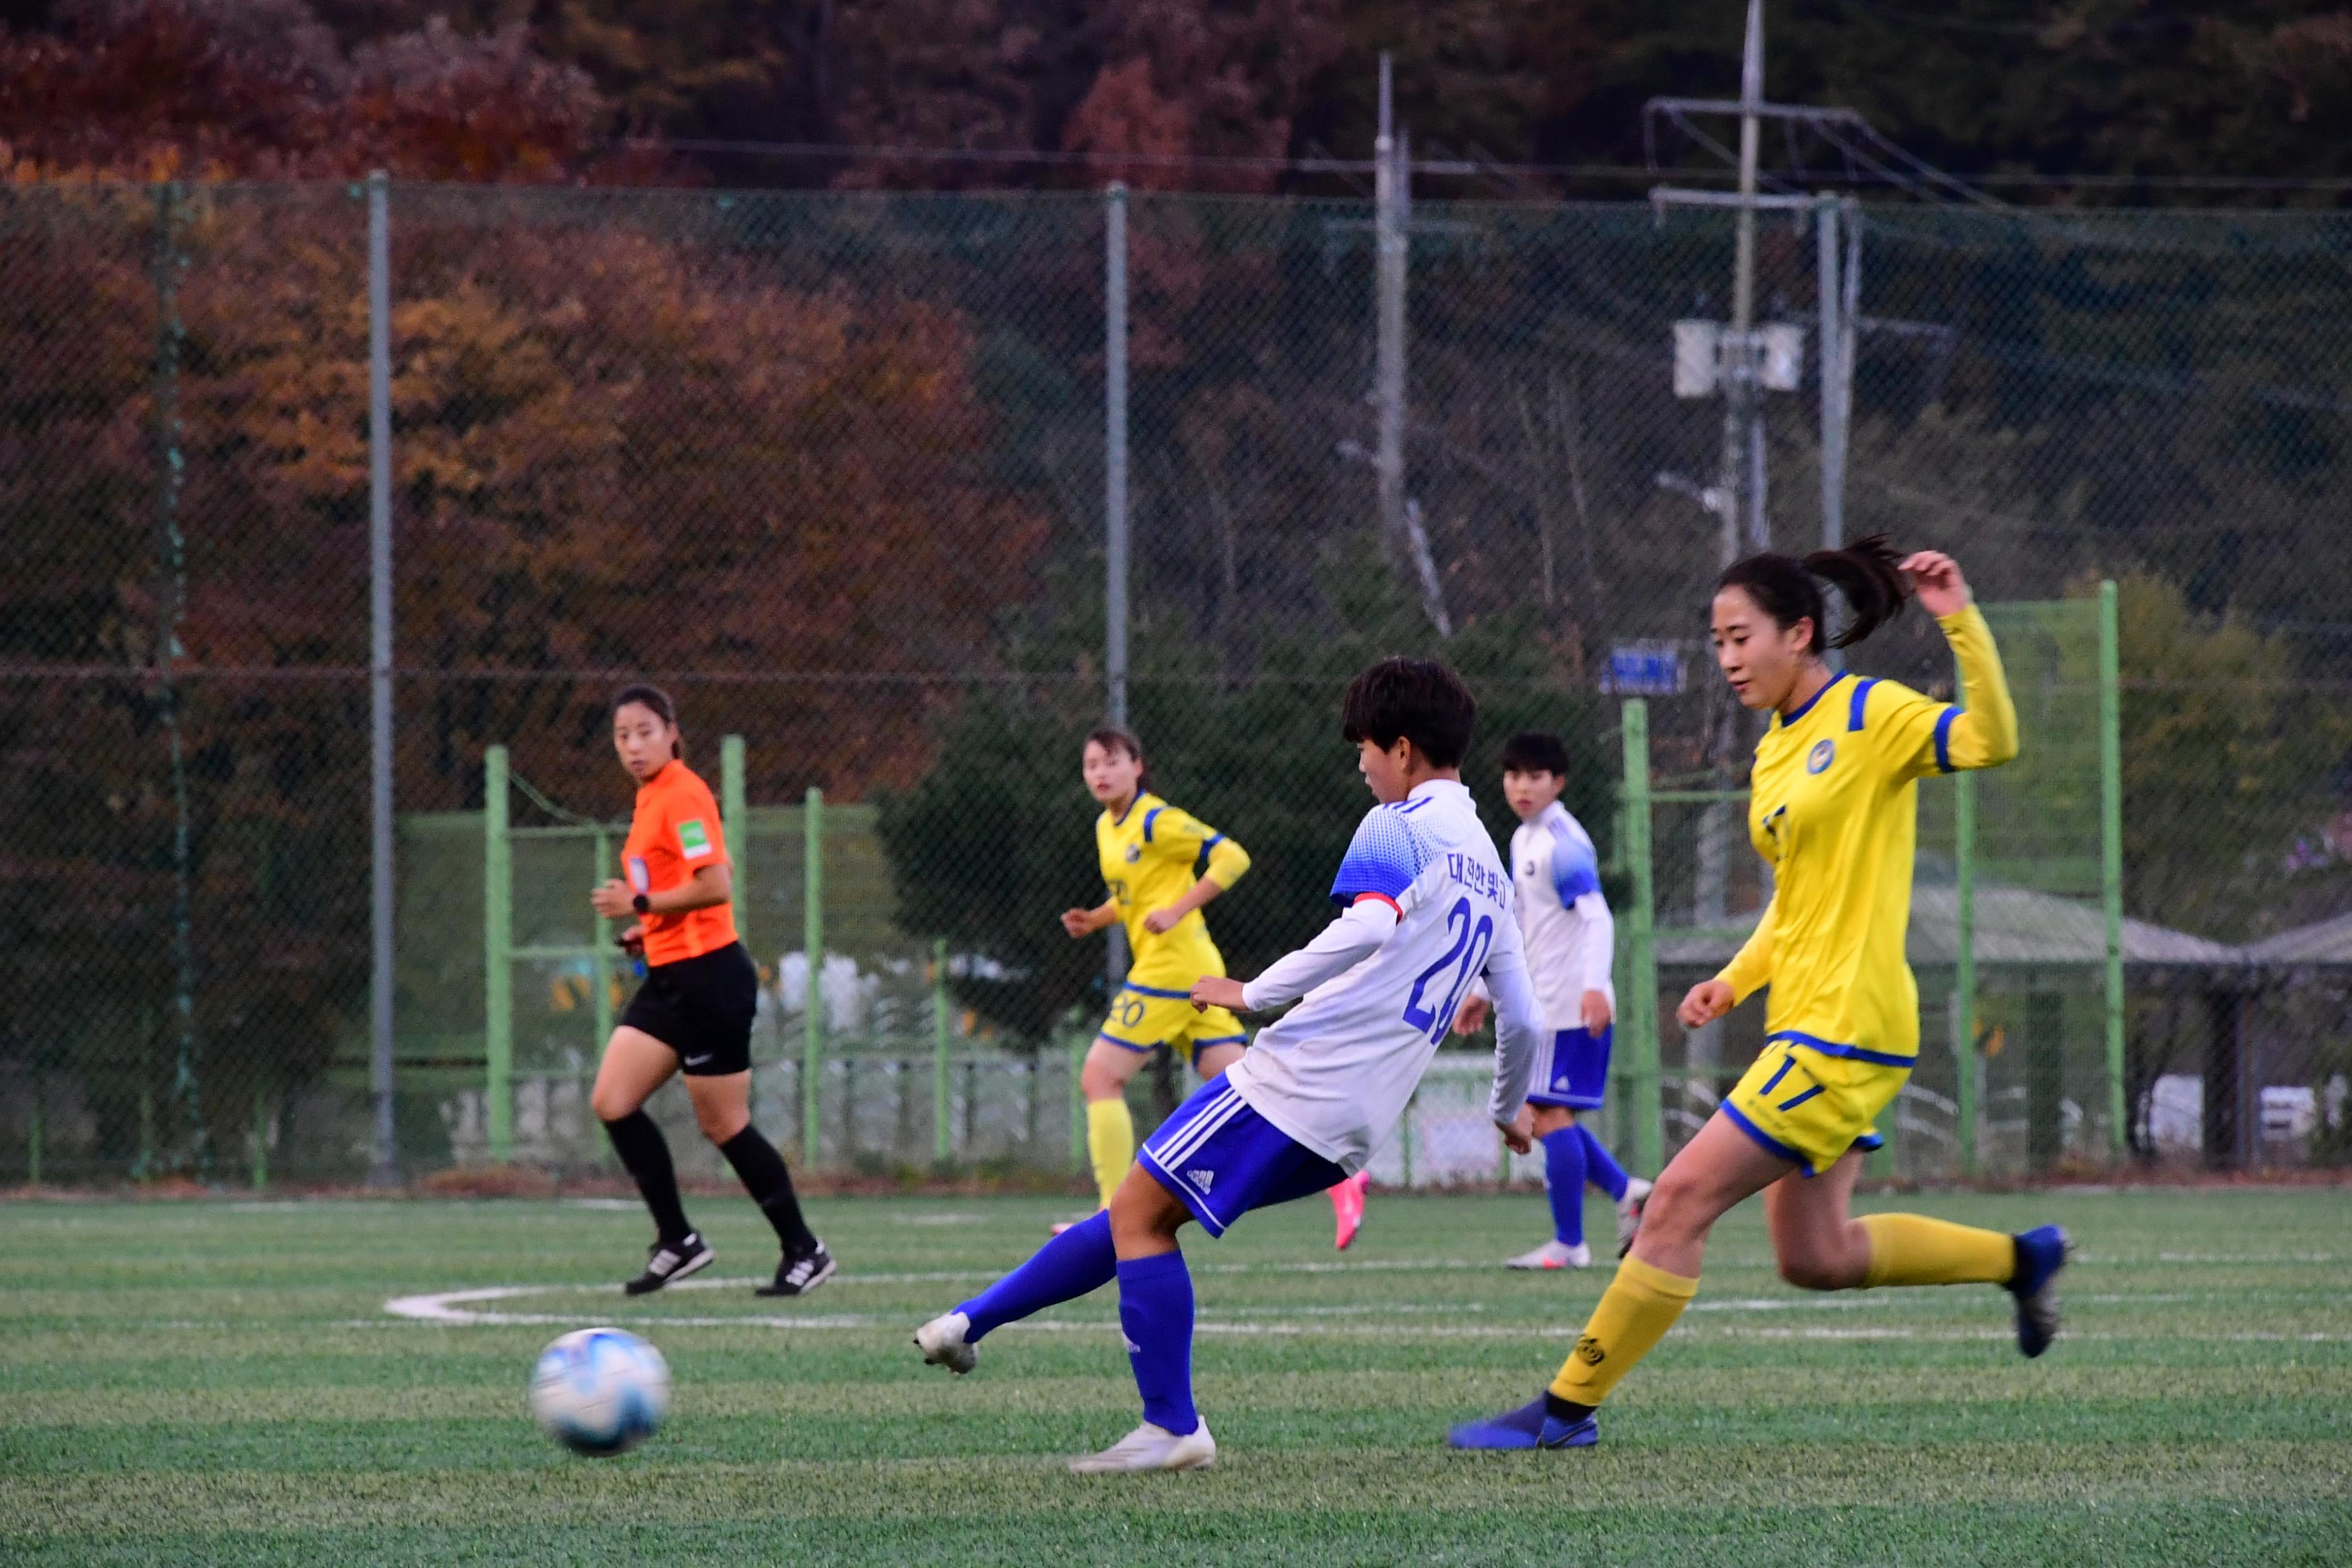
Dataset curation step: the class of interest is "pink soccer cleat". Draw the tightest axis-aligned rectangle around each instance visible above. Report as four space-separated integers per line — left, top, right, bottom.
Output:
1330 1170 1371 1251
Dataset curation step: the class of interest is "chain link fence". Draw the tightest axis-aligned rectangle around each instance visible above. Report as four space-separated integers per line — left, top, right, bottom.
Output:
4 182 2347 1187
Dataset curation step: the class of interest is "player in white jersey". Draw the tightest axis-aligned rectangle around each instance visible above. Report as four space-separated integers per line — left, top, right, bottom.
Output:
912 658 1549 1473
1452 732 1651 1269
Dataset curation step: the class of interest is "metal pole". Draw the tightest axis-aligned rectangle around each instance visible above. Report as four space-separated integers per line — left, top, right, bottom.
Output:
1954 768 1978 1177
482 746 513 1162
1814 194 1844 553
721 734 749 945
1838 197 1861 531
367 170 398 1186
1103 182 1133 994
1715 0 1765 560
1104 182 1130 729
2099 579 2128 1159
932 937 952 1166
803 787 825 1164
1622 700 1662 1175
1691 12 1765 1070
1374 54 1409 569
153 179 204 1178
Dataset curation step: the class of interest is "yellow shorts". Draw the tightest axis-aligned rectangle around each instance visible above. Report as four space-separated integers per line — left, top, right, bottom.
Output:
1722 1037 1907 1176
1096 983 1247 1070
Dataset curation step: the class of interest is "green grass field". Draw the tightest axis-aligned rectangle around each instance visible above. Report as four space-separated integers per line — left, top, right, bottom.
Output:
3 1187 2348 1565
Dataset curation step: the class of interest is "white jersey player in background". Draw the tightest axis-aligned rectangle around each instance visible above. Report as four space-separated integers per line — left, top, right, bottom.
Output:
913 658 1547 1473
1453 730 1650 1269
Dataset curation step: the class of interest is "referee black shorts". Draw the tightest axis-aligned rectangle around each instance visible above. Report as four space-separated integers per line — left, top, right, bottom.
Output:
619 943 759 1076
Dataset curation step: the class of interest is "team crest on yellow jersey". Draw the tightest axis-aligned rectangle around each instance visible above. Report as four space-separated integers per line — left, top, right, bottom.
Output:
1807 738 1836 774
1124 843 1142 863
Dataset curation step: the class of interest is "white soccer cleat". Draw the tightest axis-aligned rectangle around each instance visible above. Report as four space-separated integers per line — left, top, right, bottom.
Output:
1616 1176 1653 1257
1068 1420 1217 1474
914 1310 977 1375
1506 1240 1591 1270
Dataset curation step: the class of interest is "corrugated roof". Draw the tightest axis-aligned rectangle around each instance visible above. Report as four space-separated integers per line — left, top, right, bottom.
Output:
2245 910 2352 965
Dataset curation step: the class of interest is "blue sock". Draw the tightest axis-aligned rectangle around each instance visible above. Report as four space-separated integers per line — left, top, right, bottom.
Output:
1115 1250 1199 1436
1542 1126 1587 1248
956 1211 1115 1341
1576 1122 1630 1202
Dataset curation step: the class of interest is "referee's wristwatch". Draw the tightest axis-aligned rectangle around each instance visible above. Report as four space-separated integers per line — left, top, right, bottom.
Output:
631 893 651 915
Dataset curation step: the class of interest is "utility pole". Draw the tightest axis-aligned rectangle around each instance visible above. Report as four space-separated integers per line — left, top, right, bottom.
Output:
1721 0 1765 560
1652 0 1808 1072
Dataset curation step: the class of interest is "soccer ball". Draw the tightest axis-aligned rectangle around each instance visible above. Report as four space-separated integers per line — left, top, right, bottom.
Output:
529 1327 671 1456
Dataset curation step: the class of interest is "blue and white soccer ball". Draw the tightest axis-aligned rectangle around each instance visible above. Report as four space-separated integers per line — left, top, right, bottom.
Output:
529 1328 671 1456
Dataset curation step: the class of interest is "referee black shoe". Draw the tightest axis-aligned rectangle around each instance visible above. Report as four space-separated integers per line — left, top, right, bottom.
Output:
623 1232 714 1296
756 1240 837 1298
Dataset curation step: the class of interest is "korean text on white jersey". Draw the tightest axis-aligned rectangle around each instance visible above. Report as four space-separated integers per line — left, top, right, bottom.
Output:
1228 779 1545 1171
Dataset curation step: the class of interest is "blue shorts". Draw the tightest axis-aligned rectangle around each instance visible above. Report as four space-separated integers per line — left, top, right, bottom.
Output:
1528 1025 1612 1110
1136 1074 1348 1238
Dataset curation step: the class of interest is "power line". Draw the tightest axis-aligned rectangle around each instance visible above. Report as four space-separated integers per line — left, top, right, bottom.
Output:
630 137 2352 198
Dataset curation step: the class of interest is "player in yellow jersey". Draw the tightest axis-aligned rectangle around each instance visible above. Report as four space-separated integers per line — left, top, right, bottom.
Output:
1057 725 1373 1246
1451 539 2071 1452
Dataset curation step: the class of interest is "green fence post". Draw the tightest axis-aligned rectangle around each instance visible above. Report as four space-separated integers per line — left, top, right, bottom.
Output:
1954 769 1979 1179
26 1073 41 1186
721 735 749 946
802 787 824 1166
1621 700 1663 1176
251 1093 269 1190
2098 580 2128 1159
1070 1034 1086 1173
484 745 513 1162
591 825 614 1060
932 938 952 1166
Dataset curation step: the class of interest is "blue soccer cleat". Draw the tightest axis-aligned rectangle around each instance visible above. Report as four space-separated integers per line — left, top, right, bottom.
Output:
2007 1224 2071 1358
1447 1396 1598 1451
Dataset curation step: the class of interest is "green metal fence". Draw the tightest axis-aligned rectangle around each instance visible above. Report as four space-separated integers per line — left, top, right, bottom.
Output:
5 182 2349 1185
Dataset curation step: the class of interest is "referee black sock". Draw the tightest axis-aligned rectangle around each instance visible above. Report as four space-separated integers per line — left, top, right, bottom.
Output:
603 1111 694 1245
718 1126 819 1257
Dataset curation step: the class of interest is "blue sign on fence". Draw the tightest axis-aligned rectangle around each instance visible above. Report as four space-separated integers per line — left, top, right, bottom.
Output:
1602 643 1685 696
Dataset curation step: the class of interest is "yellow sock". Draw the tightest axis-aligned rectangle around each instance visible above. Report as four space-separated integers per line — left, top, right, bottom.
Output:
1086 1097 1135 1210
1548 1254 1700 1407
1859 1213 2016 1288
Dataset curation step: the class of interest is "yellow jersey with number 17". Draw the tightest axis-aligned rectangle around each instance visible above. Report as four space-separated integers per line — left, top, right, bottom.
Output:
1717 604 2019 1066
1095 792 1252 989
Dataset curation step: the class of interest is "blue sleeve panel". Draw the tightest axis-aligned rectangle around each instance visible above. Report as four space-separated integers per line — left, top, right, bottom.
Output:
1329 807 1427 906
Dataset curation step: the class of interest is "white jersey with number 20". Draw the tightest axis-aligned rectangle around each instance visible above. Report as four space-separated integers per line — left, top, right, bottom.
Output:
1226 779 1540 1171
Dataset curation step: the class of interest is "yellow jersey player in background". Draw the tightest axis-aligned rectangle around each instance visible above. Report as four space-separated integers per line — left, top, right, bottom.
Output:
1452 538 2071 1453
1059 725 1373 1247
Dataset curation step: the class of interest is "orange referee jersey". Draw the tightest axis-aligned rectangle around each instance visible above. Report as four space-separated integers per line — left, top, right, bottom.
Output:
622 760 738 966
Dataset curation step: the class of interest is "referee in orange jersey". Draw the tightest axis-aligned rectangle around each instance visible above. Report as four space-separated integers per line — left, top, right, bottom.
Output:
587 683 833 1297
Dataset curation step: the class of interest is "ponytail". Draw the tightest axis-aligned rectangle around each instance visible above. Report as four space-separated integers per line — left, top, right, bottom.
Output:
1718 533 1912 653
613 681 684 759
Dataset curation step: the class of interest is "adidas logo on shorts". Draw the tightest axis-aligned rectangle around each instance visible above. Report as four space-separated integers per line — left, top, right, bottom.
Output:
1188 1168 1215 1192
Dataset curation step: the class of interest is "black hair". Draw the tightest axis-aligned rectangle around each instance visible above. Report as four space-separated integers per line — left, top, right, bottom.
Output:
1341 657 1476 769
612 682 683 759
1500 730 1571 777
1083 722 1152 794
1717 533 1910 652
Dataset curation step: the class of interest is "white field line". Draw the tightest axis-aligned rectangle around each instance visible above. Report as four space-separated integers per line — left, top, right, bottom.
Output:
379 1276 2352 1344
